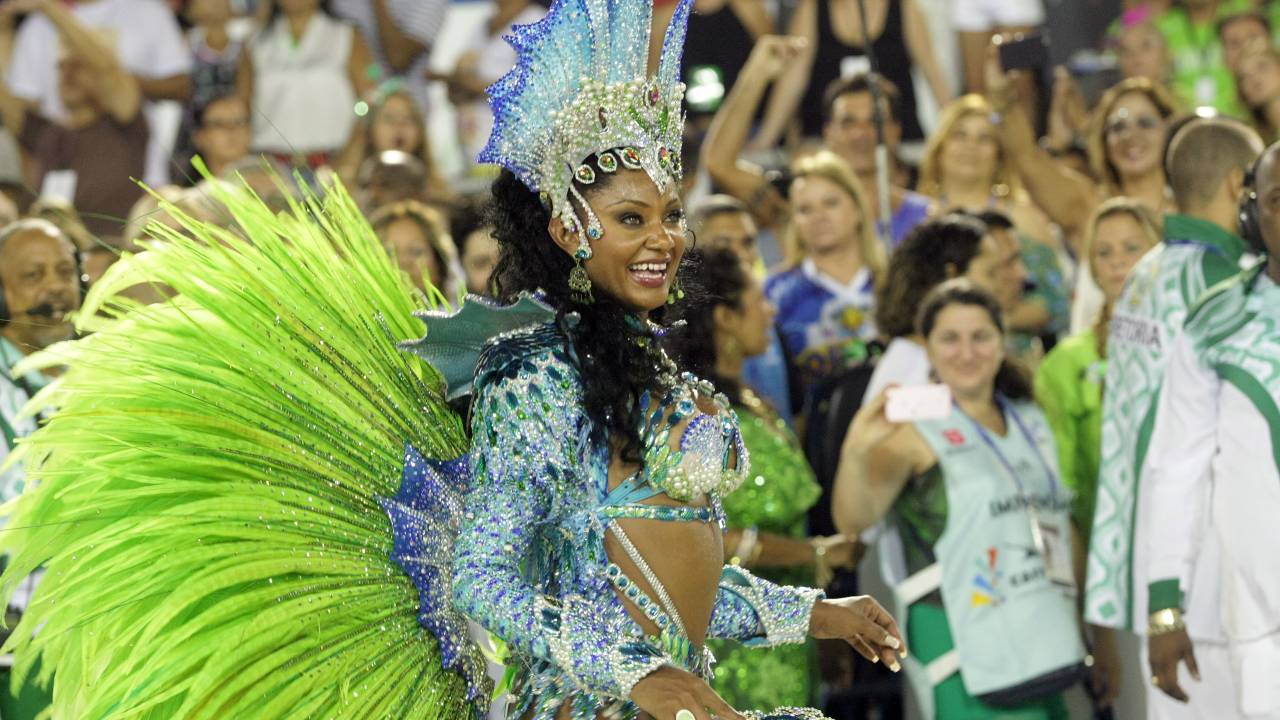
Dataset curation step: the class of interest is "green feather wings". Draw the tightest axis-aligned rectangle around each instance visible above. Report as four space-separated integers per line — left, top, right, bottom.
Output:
0 177 476 718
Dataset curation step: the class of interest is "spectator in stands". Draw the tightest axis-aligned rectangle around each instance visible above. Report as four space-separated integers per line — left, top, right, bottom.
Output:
236 0 373 166
334 85 448 203
1235 41 1280 141
1154 0 1242 116
836 279 1089 720
331 0 445 109
766 150 885 411
430 0 545 166
918 94 1055 247
357 149 428 213
1035 197 1159 556
703 37 933 245
0 0 146 239
864 214 1003 401
1116 8 1173 85
459 224 499 296
759 0 951 144
672 245 854 710
680 0 773 123
184 0 249 110
692 193 792 422
970 209 1061 367
28 197 93 254
5 0 191 186
1217 0 1270 74
991 60 1177 244
367 199 464 302
952 0 1044 96
0 217 81 492
191 93 250 180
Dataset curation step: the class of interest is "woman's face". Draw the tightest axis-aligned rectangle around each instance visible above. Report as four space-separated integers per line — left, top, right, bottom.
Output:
1118 24 1169 82
462 228 500 295
1237 52 1280 108
925 303 1005 400
1091 213 1152 303
790 175 860 256
1103 92 1166 181
379 217 441 293
939 112 1000 188
278 0 319 16
574 169 687 313
186 0 231 26
719 272 776 360
371 95 423 155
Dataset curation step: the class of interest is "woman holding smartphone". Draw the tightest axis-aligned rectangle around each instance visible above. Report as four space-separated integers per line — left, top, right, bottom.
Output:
833 280 1088 719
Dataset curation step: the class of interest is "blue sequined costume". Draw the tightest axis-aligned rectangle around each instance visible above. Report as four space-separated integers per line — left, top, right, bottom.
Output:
452 320 825 718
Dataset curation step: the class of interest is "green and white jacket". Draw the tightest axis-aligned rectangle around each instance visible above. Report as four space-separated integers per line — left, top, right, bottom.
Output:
1144 262 1280 716
1085 214 1250 632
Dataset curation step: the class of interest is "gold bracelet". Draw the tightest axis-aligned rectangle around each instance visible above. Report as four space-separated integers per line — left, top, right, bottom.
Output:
1148 608 1186 636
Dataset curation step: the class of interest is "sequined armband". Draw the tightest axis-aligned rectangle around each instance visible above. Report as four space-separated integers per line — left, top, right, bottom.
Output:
714 566 824 647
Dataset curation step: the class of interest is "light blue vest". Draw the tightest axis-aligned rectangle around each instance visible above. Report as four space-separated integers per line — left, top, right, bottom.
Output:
893 398 1085 711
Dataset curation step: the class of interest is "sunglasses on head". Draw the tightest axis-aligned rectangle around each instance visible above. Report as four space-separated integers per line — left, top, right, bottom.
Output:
1105 114 1162 136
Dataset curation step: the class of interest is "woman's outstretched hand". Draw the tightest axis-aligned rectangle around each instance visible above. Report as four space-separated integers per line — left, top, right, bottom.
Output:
630 665 745 720
843 386 904 456
809 595 907 671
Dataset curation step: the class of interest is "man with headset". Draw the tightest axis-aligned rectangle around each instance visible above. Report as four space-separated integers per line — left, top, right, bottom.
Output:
0 218 81 505
1140 140 1280 719
1086 117 1262 719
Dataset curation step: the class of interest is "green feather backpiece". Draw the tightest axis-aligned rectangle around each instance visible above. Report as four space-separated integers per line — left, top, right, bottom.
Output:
0 174 475 718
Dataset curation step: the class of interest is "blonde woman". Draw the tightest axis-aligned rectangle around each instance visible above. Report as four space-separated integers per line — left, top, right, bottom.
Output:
1033 198 1160 549
366 199 465 303
917 93 1054 247
765 150 885 408
991 66 1179 242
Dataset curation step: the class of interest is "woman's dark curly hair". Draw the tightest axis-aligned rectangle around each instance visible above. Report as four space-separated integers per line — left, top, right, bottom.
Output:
486 158 691 460
874 214 988 339
667 246 751 405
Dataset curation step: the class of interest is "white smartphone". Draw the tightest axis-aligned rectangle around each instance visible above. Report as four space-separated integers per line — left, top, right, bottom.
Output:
885 384 952 423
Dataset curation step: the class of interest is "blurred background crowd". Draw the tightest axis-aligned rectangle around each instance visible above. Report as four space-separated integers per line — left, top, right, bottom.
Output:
0 0 1278 718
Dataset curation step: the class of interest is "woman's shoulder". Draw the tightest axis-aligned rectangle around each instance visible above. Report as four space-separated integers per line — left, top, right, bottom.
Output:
474 320 577 395
1038 330 1099 376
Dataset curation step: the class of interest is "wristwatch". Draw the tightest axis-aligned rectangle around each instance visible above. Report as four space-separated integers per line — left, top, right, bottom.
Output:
1148 607 1186 636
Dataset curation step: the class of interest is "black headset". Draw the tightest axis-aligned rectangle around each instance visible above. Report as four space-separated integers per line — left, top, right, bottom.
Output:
1240 153 1265 254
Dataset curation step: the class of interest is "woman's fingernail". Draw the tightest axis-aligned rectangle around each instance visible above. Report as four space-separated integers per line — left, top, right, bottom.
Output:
884 635 901 649
889 660 902 672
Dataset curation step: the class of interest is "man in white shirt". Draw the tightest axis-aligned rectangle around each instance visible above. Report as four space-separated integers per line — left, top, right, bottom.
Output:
1142 141 1280 719
4 0 191 186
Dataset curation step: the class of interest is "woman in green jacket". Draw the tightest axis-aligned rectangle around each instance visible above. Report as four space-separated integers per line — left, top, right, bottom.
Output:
1034 198 1161 548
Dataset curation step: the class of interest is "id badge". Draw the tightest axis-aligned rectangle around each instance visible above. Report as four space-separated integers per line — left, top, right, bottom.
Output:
1035 515 1075 590
1194 75 1217 105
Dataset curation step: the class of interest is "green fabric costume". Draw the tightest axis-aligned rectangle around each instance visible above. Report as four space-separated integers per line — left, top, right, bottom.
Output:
710 395 822 708
1033 329 1105 548
0 179 478 718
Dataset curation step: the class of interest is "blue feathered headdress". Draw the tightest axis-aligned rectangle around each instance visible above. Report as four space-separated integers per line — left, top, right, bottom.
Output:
478 0 692 239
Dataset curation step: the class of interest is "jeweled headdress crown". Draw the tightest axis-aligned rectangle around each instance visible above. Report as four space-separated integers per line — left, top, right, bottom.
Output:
479 0 692 239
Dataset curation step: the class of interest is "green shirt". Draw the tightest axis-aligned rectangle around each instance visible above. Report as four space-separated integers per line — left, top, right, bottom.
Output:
0 337 51 504
1034 330 1105 548
1155 7 1244 118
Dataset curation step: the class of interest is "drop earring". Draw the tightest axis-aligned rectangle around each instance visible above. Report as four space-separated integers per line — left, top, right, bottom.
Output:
666 273 684 305
569 240 594 304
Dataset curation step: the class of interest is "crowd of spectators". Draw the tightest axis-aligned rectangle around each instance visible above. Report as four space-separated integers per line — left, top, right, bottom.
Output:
2 0 1280 718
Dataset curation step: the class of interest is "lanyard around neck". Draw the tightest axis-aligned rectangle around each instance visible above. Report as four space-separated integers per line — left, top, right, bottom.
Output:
955 395 1061 500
